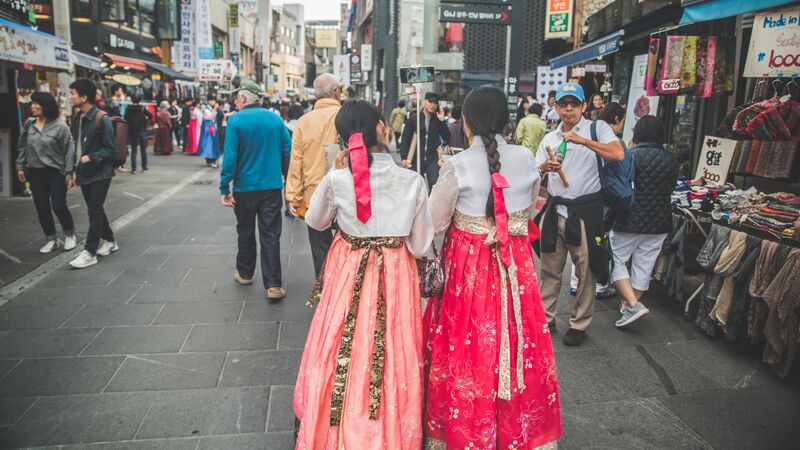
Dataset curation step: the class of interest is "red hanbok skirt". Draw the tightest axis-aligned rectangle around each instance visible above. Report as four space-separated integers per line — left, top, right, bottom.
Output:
423 226 562 449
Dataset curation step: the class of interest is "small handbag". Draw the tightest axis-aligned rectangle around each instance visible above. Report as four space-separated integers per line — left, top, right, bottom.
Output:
417 240 445 299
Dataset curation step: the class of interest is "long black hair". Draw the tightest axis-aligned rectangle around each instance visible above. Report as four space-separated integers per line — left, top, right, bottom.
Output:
462 86 509 217
30 92 60 120
335 100 387 168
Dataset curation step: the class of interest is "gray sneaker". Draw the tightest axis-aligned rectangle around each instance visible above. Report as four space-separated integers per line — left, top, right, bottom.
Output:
615 302 650 327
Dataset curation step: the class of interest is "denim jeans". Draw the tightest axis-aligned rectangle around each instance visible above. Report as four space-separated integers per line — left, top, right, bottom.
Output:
130 131 147 171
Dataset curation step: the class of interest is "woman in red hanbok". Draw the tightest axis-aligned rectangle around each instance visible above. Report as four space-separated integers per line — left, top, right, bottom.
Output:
424 86 562 449
184 102 199 154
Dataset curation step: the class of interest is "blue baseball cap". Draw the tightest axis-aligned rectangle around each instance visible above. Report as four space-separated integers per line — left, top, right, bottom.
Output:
555 83 585 103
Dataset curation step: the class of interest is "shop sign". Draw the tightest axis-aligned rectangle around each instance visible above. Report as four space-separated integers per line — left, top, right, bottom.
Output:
694 136 736 186
0 0 31 25
213 41 224 58
173 0 197 75
535 65 566 103
0 21 70 70
439 4 510 25
196 0 213 60
622 54 659 145
333 54 350 87
585 63 607 73
198 59 237 81
230 52 240 70
315 29 338 49
239 0 258 17
545 0 573 40
571 67 586 77
109 33 136 51
228 3 239 28
350 54 362 83
361 44 372 71
111 74 142 86
744 6 800 77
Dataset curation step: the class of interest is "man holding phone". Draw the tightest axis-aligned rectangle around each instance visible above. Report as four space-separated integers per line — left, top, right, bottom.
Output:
400 92 450 189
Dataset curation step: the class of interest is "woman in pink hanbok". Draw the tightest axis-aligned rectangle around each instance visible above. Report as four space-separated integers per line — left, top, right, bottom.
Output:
424 86 562 449
294 100 433 450
184 101 199 155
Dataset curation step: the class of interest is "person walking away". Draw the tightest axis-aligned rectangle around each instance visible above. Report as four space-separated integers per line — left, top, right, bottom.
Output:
198 99 220 167
446 105 467 150
283 104 304 217
585 93 604 121
294 100 433 449
535 82 624 346
425 86 562 448
15 92 77 253
514 102 547 156
400 92 450 189
611 116 678 327
154 101 173 156
286 73 341 277
107 84 126 117
180 98 193 152
569 102 628 297
169 99 181 147
389 100 406 147
220 80 290 300
215 98 226 153
186 100 203 155
124 95 153 174
68 79 120 269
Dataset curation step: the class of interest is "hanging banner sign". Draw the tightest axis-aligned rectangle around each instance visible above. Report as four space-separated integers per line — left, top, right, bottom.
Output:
545 0 573 39
199 59 238 81
439 4 510 25
350 54 362 83
333 54 350 87
694 136 737 185
743 6 800 77
622 54 660 145
361 44 372 71
238 0 257 17
0 21 70 70
228 3 239 28
196 0 213 60
173 0 196 75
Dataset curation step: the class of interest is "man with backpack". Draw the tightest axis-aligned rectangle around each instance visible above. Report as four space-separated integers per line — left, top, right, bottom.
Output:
535 83 625 346
68 79 120 269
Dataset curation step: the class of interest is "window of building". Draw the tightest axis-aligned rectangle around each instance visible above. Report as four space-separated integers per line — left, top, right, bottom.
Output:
71 0 92 22
156 0 180 41
99 0 126 21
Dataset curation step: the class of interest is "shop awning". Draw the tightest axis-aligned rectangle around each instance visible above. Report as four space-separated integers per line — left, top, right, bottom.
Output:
549 31 624 70
104 53 147 72
72 51 102 71
145 62 194 81
0 17 71 70
679 0 797 25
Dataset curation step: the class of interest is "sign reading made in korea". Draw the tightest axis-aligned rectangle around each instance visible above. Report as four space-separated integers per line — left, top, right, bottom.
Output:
439 4 511 25
744 6 800 77
0 21 70 70
545 0 573 40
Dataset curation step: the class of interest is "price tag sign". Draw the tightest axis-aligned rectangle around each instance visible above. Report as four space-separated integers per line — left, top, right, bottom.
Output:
694 136 736 185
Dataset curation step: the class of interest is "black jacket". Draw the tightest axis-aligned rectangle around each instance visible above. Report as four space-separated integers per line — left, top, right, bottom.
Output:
615 143 679 235
124 104 153 135
180 105 192 127
70 106 116 186
400 112 450 167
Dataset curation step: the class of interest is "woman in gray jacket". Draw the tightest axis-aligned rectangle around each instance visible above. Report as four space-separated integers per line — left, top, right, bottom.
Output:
15 92 76 253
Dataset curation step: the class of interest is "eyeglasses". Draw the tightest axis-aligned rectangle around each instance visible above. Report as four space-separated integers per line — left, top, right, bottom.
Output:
557 100 582 108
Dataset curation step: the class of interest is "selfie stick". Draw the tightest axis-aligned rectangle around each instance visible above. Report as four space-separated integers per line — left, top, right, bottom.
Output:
414 77 422 175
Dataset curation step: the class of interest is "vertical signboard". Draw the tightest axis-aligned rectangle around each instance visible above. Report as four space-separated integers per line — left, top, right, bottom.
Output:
361 44 372 72
350 54 362 83
173 0 196 75
196 0 213 60
333 54 350 87
622 54 660 145
229 1 240 68
545 0 573 39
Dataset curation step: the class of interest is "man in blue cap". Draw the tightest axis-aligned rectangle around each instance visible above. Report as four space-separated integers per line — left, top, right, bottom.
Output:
535 82 624 346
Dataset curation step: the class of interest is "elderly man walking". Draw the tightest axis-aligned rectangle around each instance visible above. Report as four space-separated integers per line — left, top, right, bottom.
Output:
220 80 291 300
285 73 341 277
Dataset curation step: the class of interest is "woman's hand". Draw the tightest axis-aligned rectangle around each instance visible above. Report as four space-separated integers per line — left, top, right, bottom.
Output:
17 170 25 183
335 150 349 169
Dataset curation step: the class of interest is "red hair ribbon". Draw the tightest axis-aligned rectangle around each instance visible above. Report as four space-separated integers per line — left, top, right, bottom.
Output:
491 172 512 267
349 133 372 223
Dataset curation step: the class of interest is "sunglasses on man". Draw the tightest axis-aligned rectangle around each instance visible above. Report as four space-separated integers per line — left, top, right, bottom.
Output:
557 99 583 108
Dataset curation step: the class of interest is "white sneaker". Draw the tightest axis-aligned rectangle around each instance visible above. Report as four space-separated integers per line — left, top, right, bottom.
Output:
39 240 61 254
69 250 97 269
96 240 119 257
64 234 77 251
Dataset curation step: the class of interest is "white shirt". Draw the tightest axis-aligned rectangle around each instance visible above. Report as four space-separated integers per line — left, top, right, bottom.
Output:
535 116 618 217
305 153 433 258
430 135 541 234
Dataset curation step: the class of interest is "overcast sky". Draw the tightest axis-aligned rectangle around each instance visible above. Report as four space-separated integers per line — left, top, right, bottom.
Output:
272 0 342 21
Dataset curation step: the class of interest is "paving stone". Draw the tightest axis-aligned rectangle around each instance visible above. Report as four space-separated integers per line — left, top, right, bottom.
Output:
0 392 155 448
59 437 199 449
82 326 192 356
0 356 124 397
110 268 192 286
239 300 315 323
7 285 143 307
160 255 230 270
182 323 279 353
0 397 35 426
658 386 800 449
573 310 705 350
266 385 295 432
128 284 212 303
102 243 152 257
560 398 709 449
152 302 243 325
181 268 256 286
0 359 19 378
197 432 295 450
36 266 124 289
0 304 82 330
136 387 268 439
105 353 225 392
661 339 775 389
207 283 271 302
277 321 311 350
219 350 301 388
143 244 208 256
80 255 169 271
62 304 164 328
0 328 101 358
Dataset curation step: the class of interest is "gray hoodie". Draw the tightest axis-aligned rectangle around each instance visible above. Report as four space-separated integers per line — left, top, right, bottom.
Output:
16 118 74 175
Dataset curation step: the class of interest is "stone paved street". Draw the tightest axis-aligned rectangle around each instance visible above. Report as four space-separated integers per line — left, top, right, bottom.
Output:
0 161 798 449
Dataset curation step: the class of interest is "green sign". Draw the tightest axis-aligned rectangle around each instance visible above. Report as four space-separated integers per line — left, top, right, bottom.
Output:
213 41 224 59
548 12 570 34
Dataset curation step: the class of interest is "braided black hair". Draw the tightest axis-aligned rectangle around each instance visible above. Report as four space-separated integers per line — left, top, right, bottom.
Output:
462 86 510 217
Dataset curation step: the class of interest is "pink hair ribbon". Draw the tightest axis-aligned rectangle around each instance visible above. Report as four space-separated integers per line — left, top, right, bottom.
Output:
349 133 372 223
491 172 511 267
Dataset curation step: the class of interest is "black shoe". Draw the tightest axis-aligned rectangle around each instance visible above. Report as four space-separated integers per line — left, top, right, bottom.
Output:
569 288 577 296
548 320 557 332
143 167 148 171
563 328 586 347
130 169 137 174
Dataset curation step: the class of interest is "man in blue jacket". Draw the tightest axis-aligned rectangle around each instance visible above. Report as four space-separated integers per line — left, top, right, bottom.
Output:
220 80 291 299
68 79 119 269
